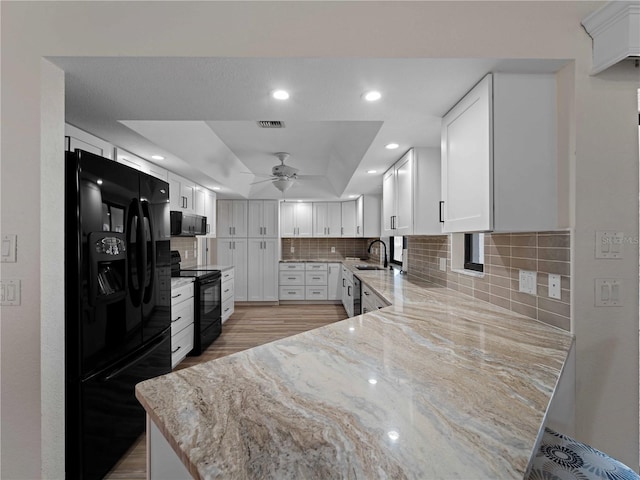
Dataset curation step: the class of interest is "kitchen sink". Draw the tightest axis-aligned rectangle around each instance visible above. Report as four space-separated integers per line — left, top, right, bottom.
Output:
354 265 385 270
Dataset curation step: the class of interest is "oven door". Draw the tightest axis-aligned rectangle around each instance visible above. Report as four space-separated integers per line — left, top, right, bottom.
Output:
195 273 222 354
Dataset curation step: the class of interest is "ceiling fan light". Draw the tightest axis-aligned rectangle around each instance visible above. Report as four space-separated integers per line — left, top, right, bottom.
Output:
273 177 295 192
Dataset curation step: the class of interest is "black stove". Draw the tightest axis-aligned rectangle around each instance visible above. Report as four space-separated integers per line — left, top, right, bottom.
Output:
170 250 222 355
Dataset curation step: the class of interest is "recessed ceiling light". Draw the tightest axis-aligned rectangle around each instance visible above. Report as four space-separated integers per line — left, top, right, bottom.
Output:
385 143 399 150
96 179 103 185
212 187 221 191
363 90 382 102
272 89 290 100
367 170 377 174
151 155 164 160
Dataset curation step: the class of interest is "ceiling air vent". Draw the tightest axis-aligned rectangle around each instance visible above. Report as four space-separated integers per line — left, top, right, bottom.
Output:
257 120 285 128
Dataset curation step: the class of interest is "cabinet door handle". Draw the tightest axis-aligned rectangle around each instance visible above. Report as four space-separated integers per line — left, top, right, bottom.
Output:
364 291 369 296
341 227 344 236
229 227 232 235
171 293 182 299
347 285 352 296
439 201 445 223
171 346 181 354
312 277 320 280
224 289 230 293
288 291 296 295
343 279 346 287
264 227 267 235
288 277 296 280
357 226 360 234
224 307 230 313
172 316 182 323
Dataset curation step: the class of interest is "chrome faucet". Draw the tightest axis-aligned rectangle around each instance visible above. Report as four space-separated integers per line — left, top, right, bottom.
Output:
367 239 388 268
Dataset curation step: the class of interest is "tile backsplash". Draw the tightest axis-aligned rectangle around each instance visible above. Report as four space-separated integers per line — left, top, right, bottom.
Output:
281 238 378 261
407 232 571 331
170 237 198 268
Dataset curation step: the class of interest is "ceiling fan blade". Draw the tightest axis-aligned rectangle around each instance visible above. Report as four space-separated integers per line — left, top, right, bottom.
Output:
241 172 272 178
294 174 324 180
250 177 276 185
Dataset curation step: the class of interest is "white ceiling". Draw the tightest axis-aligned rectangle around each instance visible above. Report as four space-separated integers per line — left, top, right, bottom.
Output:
52 57 568 200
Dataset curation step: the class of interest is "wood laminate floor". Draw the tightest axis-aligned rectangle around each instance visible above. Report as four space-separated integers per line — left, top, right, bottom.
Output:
105 303 347 479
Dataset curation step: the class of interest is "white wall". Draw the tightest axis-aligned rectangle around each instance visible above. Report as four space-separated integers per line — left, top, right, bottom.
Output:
1 1 638 477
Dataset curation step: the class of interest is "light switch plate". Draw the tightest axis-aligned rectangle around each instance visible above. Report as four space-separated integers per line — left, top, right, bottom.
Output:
594 278 623 307
595 231 623 259
331 247 336 253
1 279 21 306
1 234 17 263
519 270 537 295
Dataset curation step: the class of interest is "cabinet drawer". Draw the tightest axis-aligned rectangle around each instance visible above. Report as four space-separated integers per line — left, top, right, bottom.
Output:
305 262 327 271
221 269 234 282
279 262 305 271
171 283 194 307
171 299 194 335
171 324 194 369
221 297 234 323
279 271 305 285
305 286 328 300
279 286 305 300
305 271 327 285
222 279 234 301
361 284 388 310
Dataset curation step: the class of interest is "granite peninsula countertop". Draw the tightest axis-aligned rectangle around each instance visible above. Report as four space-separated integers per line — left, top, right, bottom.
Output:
138 261 574 479
170 277 195 289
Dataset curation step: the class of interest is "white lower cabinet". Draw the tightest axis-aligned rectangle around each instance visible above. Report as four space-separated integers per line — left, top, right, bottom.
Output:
327 263 342 300
170 282 194 369
247 239 279 301
221 268 234 323
361 282 389 314
279 262 341 301
216 239 247 301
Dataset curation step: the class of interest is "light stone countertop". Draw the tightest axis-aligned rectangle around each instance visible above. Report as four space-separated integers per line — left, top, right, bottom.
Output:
138 260 574 479
195 264 234 272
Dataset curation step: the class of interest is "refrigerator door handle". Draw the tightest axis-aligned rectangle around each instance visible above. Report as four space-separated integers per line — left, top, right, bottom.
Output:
127 199 144 306
102 331 170 382
141 200 156 304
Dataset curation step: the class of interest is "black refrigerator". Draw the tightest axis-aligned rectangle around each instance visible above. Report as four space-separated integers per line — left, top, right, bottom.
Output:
65 149 172 479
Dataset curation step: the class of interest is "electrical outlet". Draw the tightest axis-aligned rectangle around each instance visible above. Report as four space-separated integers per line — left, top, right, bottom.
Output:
439 257 447 272
290 247 295 253
548 274 561 299
331 246 336 253
184 250 189 259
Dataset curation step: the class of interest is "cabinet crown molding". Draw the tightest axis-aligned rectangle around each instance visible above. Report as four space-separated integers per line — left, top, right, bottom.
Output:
582 1 640 74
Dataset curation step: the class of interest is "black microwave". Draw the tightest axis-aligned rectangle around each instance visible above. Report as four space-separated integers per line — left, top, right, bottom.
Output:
170 211 207 236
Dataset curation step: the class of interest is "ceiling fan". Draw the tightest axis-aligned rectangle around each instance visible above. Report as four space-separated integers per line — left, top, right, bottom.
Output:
248 152 309 192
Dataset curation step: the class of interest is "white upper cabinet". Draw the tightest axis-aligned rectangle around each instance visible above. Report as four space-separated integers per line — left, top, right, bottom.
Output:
441 73 560 233
313 203 342 238
202 190 217 236
341 201 357 237
247 200 279 238
194 188 206 216
114 147 168 181
383 148 441 237
65 124 114 159
355 196 364 237
382 150 413 236
168 172 196 214
217 200 248 238
280 202 313 237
